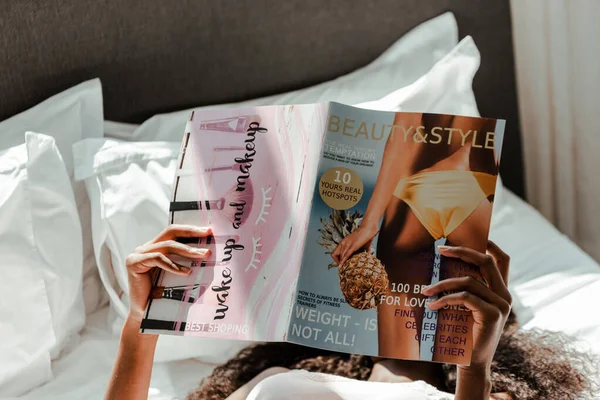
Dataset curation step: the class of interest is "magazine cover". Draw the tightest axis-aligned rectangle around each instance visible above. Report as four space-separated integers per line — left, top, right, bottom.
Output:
287 103 504 365
141 102 505 365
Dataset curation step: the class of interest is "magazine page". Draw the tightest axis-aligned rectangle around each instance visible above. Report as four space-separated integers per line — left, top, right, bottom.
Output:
141 104 328 341
287 102 505 365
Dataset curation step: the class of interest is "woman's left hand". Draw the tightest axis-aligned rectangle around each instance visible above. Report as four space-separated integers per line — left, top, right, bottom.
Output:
422 241 512 371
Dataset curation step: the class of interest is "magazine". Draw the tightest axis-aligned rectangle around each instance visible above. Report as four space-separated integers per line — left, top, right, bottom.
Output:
140 102 505 365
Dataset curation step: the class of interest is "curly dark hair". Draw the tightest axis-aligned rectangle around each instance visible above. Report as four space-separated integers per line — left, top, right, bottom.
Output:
188 312 599 399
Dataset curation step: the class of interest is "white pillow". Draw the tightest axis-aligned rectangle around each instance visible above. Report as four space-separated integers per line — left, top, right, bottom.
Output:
0 79 105 316
0 133 81 396
75 35 483 364
73 139 251 363
357 35 480 115
105 11 459 142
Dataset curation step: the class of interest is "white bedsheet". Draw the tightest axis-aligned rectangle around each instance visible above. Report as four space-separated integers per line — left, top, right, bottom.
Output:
491 189 600 357
16 308 215 400
16 188 600 400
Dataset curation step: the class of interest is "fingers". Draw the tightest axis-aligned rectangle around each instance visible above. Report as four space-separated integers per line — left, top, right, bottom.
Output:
486 240 510 285
332 238 353 266
144 240 212 259
438 245 511 304
340 241 354 267
428 291 501 321
331 242 343 265
422 277 510 315
153 225 212 243
135 252 192 276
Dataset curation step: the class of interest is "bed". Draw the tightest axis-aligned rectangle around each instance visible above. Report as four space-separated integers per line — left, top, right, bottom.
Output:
1 1 598 399
16 190 600 400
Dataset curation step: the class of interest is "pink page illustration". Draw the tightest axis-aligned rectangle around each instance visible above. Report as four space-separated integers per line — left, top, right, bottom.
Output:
141 104 327 340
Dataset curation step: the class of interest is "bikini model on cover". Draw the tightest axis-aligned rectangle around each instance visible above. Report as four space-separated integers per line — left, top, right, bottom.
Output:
332 112 501 362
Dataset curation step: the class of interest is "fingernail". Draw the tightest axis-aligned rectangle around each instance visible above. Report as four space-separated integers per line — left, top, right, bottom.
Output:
181 266 192 274
421 285 431 294
195 227 211 234
438 245 452 251
192 248 208 255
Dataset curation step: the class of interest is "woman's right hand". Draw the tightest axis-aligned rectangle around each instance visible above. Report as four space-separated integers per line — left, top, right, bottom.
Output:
125 225 212 323
331 222 379 267
422 241 512 400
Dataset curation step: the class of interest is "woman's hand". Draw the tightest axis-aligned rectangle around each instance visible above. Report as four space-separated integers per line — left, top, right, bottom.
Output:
331 222 379 267
422 241 512 399
125 224 212 323
106 225 212 400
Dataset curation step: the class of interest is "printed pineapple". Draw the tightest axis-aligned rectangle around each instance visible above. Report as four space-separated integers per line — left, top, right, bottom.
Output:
318 209 389 310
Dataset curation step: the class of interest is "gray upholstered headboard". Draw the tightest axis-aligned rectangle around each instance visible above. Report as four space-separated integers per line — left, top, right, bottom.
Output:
0 0 525 198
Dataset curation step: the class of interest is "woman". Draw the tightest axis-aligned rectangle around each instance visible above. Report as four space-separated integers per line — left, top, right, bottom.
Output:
332 113 500 361
105 225 598 400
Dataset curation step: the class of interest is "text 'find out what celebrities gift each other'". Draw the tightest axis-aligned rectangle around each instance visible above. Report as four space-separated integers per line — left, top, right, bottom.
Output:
141 102 505 365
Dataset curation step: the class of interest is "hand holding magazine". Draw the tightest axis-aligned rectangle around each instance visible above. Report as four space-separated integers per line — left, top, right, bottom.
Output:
141 102 505 365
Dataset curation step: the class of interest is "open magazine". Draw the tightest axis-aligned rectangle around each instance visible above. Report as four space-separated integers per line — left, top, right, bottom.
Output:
140 102 505 365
